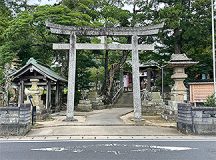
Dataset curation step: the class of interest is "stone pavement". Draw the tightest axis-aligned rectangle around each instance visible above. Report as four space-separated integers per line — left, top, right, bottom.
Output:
35 108 133 127
27 126 181 137
25 108 181 137
85 108 133 125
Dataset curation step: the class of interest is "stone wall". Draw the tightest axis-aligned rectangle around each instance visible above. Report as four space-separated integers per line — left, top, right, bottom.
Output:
0 105 31 136
177 103 216 135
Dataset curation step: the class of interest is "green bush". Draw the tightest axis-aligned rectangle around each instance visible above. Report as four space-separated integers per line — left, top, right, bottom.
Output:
204 94 216 107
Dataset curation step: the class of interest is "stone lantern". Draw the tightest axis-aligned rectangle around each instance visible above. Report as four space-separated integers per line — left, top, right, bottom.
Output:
168 54 198 111
24 79 44 112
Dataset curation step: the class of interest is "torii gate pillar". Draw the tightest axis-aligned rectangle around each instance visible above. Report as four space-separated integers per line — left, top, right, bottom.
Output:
66 33 77 121
132 35 142 120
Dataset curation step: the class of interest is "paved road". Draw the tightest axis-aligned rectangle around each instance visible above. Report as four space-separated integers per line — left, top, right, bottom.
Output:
1 140 216 160
85 108 133 125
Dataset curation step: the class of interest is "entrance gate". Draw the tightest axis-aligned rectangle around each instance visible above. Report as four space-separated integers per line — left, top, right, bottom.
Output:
46 22 163 121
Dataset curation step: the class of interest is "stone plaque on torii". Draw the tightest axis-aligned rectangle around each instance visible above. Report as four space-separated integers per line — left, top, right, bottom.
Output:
46 22 163 121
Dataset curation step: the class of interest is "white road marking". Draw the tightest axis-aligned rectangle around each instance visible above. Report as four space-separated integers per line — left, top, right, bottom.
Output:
31 147 68 152
107 151 121 155
30 144 197 154
72 149 83 153
150 146 197 151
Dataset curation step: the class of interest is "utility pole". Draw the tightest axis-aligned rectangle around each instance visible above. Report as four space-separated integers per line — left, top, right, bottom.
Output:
161 66 164 101
212 0 216 97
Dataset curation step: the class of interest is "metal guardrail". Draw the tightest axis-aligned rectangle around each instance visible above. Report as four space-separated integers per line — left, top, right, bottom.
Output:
141 89 152 101
111 80 123 104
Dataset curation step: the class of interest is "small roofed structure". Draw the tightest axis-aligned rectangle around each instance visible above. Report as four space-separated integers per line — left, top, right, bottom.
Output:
168 54 198 67
10 58 67 112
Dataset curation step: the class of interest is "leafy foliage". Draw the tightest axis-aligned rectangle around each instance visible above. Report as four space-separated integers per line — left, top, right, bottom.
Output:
204 94 216 107
0 0 214 105
134 0 213 88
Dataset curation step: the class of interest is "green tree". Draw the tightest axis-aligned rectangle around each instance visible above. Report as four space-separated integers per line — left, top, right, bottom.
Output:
63 0 131 103
0 3 99 104
0 0 13 84
136 0 213 85
97 3 131 103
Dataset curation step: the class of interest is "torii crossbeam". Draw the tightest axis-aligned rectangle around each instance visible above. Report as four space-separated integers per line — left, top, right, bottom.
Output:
46 22 163 121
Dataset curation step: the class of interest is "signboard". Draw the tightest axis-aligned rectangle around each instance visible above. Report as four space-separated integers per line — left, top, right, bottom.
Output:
189 82 214 103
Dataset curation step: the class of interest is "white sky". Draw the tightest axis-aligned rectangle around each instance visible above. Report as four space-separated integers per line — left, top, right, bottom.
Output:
28 0 133 12
28 0 61 5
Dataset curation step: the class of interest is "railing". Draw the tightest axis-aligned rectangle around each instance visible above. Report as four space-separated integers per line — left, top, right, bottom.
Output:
111 80 123 104
141 89 152 101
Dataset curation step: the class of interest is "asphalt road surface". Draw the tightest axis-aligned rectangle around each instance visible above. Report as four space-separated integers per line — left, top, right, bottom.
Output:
1 139 216 160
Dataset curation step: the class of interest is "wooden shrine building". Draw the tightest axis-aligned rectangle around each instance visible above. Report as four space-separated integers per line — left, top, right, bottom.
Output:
10 58 67 111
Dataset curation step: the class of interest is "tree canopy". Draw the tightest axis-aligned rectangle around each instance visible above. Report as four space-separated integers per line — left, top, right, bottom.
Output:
0 0 214 104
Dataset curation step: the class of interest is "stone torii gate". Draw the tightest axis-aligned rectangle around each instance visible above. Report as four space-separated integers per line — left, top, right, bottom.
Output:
46 22 163 121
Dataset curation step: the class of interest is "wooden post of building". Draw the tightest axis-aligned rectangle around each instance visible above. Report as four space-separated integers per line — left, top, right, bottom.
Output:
46 82 49 109
55 81 60 112
147 68 151 91
46 80 51 110
48 80 51 111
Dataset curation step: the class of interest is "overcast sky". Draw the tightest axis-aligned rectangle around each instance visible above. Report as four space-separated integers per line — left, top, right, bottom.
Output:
28 0 61 5
28 0 133 12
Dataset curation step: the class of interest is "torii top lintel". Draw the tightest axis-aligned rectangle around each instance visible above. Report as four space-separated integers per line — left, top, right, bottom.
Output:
46 22 164 36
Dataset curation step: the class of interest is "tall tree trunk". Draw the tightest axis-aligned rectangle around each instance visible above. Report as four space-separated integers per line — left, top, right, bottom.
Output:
174 28 181 54
101 49 130 104
100 37 130 104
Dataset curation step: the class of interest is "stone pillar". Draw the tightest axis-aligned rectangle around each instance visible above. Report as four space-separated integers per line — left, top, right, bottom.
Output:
18 80 24 107
132 35 142 121
171 67 187 102
66 33 77 121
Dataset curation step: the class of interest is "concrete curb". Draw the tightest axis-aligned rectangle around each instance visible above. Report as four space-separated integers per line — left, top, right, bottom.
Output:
1 135 216 141
32 124 177 129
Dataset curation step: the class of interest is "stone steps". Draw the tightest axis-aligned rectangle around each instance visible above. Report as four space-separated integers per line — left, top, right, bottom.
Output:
113 92 133 108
